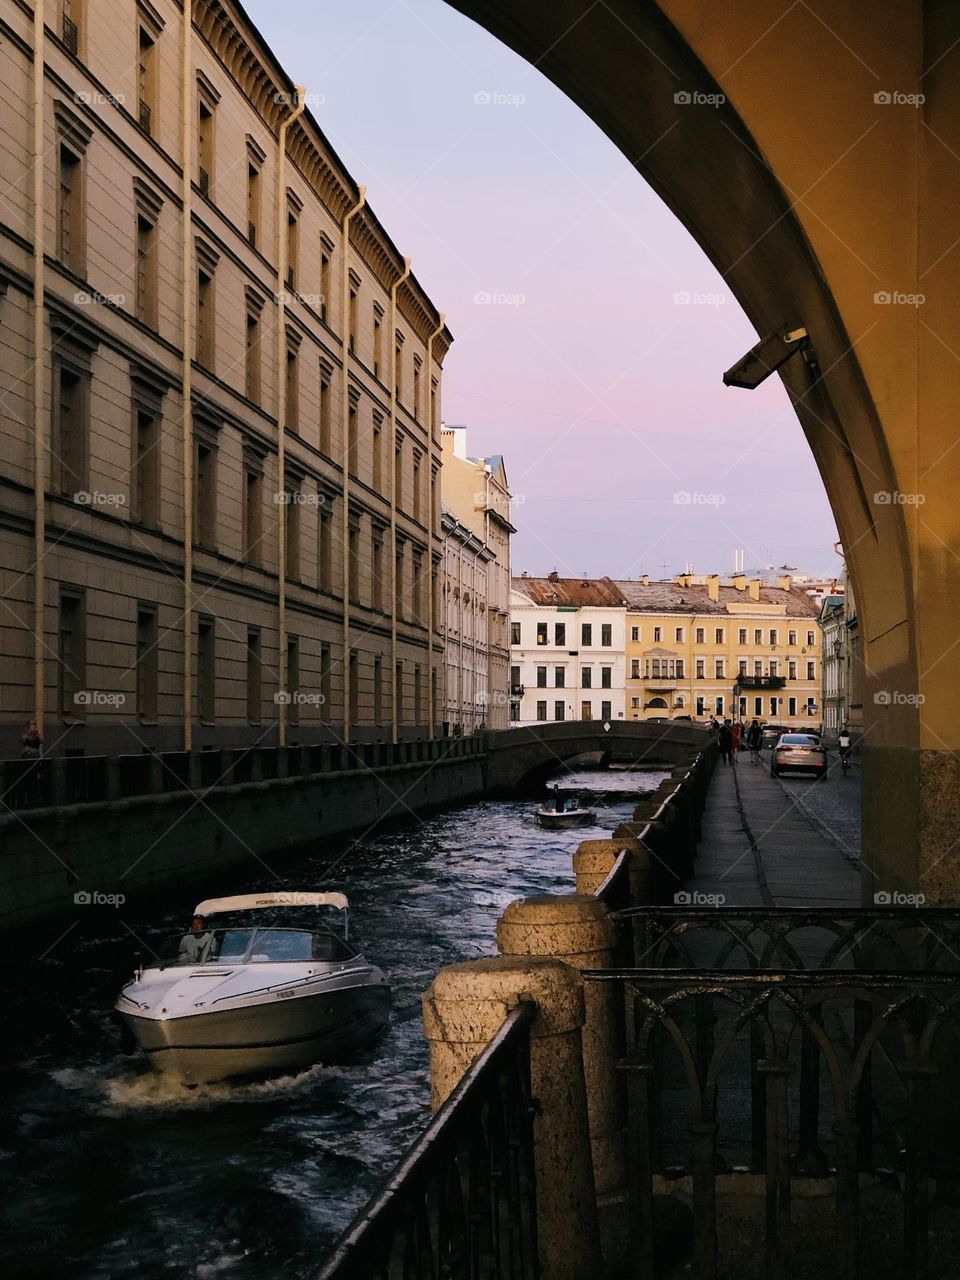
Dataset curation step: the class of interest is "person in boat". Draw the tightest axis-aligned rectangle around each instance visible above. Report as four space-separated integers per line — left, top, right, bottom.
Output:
179 914 216 963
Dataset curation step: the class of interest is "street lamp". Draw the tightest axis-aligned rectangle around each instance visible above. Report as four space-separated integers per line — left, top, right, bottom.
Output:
832 637 842 660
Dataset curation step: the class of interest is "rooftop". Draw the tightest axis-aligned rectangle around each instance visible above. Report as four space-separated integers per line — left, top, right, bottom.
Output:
512 574 821 617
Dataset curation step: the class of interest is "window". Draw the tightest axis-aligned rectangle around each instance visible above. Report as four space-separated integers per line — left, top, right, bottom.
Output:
754 629 763 645
738 628 747 645
789 696 797 716
286 207 299 290
320 241 332 323
54 363 87 497
715 696 724 715
582 667 592 688
372 533 384 611
286 638 300 725
395 661 403 723
695 627 705 644
286 342 300 429
675 627 684 643
695 658 705 679
135 214 158 327
133 408 159 527
242 461 262 565
510 700 521 722
754 659 763 676
137 21 157 135
196 266 215 369
789 630 797 646
676 660 684 677
770 659 779 677
320 646 332 719
788 660 797 679
738 696 746 716
197 616 215 722
395 337 403 399
349 652 359 725
61 0 82 53
536 666 547 687
285 484 301 580
57 143 84 274
414 664 423 725
319 367 332 456
394 438 403 506
738 658 747 675
696 696 705 717
631 659 640 678
374 656 383 724
770 697 779 716
348 399 359 475
413 552 424 622
601 624 612 647
601 667 611 689
413 359 421 421
510 665 521 692
318 505 332 590
431 378 439 433
631 625 640 642
373 307 383 378
715 627 724 644
582 623 592 646
349 285 358 352
58 589 85 718
197 89 215 195
807 660 816 679
555 622 566 645
536 700 547 722
754 696 762 716
653 626 662 642
245 301 262 403
807 631 816 647
373 418 383 493
395 543 404 618
247 161 260 247
245 629 261 722
511 621 521 646
413 455 421 522
536 623 548 646
631 697 640 710
554 700 565 721
555 667 565 688
601 701 611 722
194 434 217 548
581 701 591 720
136 605 158 720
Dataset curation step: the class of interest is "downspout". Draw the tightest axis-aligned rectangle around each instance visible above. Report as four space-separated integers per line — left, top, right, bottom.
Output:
425 314 444 736
340 186 366 745
458 528 464 732
181 0 193 750
275 84 306 748
389 256 410 744
32 0 45 735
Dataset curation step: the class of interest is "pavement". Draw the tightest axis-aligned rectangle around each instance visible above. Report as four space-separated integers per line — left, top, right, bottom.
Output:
687 749 862 908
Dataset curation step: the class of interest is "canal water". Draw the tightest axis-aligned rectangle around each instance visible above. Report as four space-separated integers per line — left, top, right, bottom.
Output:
0 766 668 1280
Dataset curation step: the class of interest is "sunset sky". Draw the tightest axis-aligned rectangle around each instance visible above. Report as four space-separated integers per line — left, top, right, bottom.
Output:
244 0 840 581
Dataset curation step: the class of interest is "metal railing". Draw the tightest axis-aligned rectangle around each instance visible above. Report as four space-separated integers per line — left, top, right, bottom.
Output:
316 1001 539 1280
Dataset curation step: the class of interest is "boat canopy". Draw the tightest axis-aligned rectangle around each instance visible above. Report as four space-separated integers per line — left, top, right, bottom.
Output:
194 891 349 917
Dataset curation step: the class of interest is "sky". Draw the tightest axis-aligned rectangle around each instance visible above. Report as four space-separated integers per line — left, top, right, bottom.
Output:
243 0 840 581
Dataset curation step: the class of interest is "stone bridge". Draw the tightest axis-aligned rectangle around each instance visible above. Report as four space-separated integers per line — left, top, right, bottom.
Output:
484 720 707 794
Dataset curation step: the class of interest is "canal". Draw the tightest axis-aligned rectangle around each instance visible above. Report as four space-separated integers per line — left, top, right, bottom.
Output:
0 766 668 1280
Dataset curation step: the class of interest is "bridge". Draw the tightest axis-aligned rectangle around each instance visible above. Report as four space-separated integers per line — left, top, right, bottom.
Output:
484 719 706 793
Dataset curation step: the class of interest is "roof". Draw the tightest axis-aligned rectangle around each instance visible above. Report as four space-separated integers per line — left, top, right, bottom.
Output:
195 892 348 916
615 579 820 618
512 576 628 607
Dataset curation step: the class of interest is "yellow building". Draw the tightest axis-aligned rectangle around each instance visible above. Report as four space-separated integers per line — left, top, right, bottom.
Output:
619 574 822 730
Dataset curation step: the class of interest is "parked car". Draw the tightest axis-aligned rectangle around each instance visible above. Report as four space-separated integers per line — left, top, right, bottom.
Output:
770 733 827 779
760 724 789 751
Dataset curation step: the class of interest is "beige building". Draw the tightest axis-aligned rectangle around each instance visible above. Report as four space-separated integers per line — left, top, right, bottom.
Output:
439 427 513 732
0 0 452 756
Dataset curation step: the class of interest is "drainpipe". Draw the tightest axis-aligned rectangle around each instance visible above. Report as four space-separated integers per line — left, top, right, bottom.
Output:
340 186 366 745
32 0 45 736
389 256 410 745
180 0 193 751
425 313 444 736
275 84 306 748
458 528 464 732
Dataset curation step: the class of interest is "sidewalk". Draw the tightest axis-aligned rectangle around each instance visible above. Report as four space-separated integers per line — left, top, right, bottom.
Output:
686 755 861 908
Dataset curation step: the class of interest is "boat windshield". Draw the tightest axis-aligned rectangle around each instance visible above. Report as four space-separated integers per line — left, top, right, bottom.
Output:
152 924 359 968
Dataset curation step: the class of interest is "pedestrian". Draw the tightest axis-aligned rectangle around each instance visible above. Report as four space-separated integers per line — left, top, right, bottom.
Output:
747 718 762 764
731 721 741 756
20 719 43 759
718 718 733 765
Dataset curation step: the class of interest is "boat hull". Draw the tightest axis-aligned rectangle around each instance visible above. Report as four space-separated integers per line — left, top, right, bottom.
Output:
535 810 596 829
118 979 391 1084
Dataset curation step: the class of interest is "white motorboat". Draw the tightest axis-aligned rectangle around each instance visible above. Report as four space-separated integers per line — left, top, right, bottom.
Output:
115 892 391 1084
534 792 597 829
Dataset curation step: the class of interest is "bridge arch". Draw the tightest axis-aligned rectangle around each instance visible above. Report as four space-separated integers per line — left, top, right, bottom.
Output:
446 0 960 897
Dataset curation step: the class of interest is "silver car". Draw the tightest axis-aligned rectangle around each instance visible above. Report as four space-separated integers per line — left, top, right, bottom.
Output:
771 732 827 779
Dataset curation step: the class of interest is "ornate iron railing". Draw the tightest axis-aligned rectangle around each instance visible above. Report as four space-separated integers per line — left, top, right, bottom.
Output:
316 1001 539 1280
585 968 960 1280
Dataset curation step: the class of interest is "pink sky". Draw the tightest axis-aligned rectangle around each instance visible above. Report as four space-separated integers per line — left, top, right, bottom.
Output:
243 0 840 580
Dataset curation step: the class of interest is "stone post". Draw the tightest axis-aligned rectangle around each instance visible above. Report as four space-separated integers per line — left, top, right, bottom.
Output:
497 896 626 1203
573 837 651 904
423 956 601 1280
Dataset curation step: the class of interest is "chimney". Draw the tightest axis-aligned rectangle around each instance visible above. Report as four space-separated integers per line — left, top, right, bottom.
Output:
547 569 560 583
641 574 649 586
675 573 691 589
707 574 720 602
748 578 762 601
732 573 746 591
778 574 793 592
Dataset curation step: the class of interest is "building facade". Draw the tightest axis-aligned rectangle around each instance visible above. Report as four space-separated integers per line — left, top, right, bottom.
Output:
509 576 628 726
819 592 847 739
439 427 513 732
0 0 452 756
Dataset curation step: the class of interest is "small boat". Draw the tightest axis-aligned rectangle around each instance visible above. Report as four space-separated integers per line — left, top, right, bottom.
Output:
535 792 597 829
115 891 391 1084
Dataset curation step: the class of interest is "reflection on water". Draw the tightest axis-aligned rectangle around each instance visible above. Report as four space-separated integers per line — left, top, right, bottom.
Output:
0 766 667 1279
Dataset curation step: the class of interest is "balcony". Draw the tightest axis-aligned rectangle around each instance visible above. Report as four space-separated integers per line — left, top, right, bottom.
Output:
735 674 787 690
644 677 677 692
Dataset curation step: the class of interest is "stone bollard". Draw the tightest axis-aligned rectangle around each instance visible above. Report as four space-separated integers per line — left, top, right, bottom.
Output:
573 837 651 905
497 896 626 1204
423 956 601 1280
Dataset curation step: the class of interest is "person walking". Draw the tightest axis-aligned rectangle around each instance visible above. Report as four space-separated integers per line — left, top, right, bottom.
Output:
718 718 733 765
731 721 742 757
747 718 763 764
